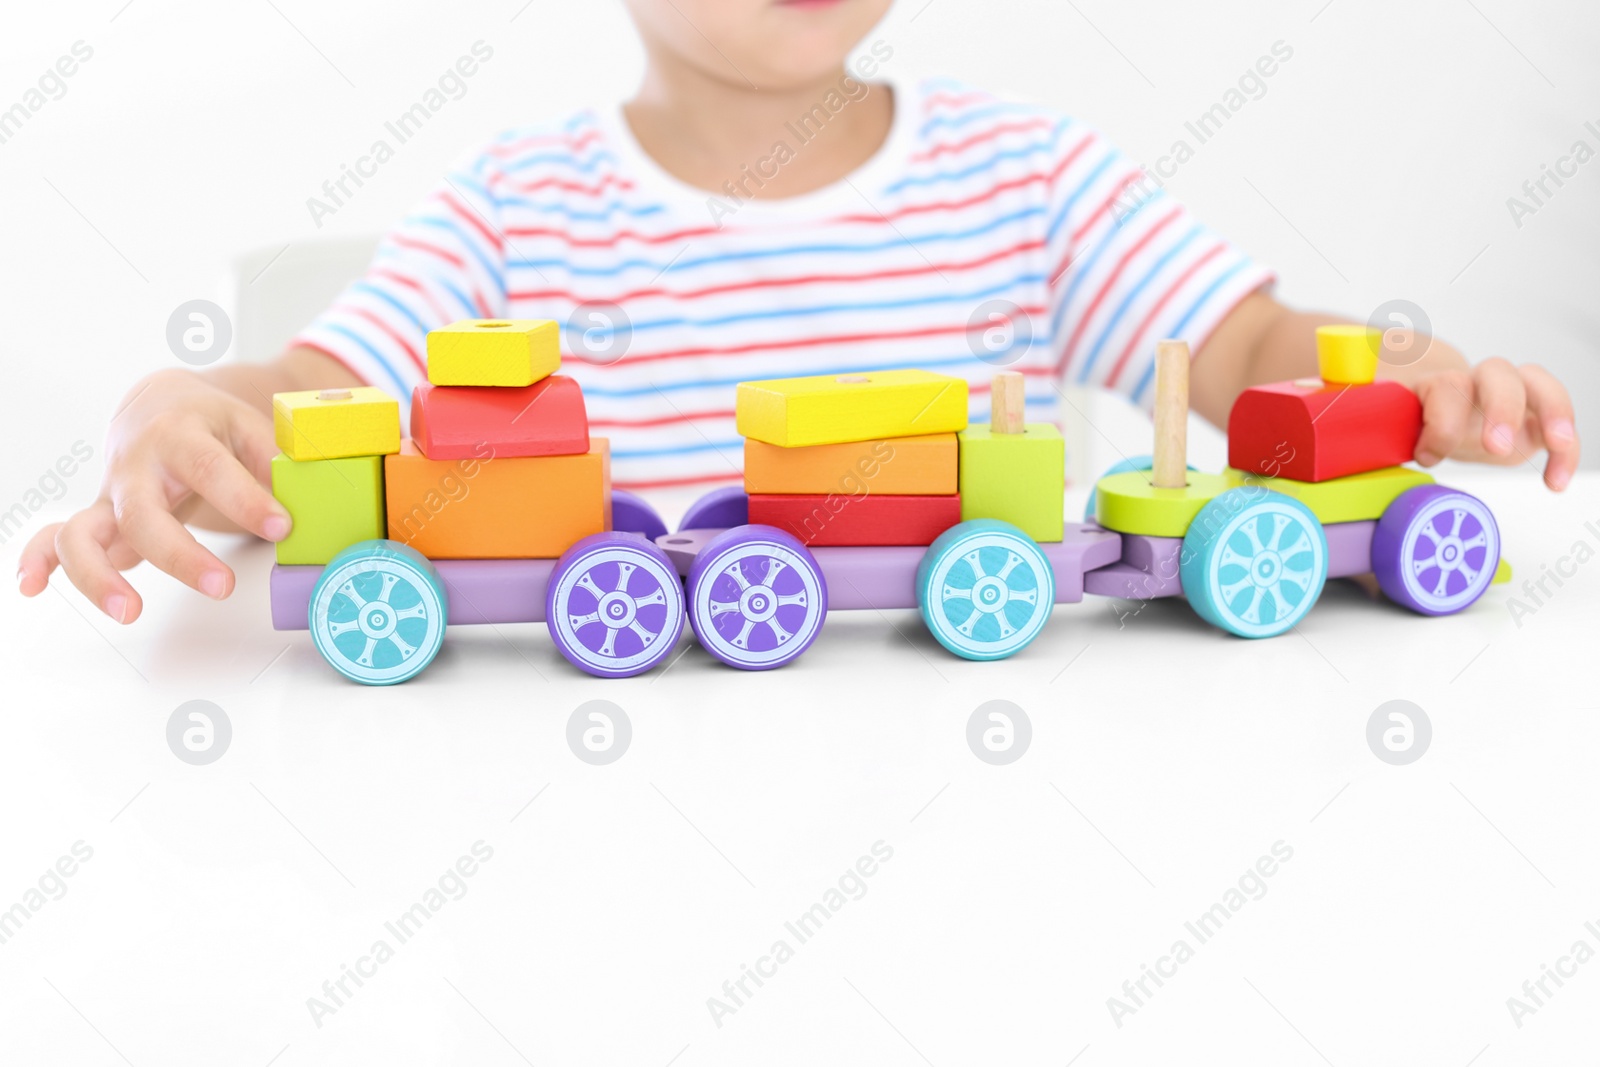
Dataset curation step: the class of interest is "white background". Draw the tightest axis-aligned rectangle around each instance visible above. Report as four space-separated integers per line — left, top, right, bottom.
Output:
2 1 1598 1064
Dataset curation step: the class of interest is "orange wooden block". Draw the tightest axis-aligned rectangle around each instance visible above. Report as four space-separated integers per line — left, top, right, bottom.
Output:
384 439 611 559
743 434 957 496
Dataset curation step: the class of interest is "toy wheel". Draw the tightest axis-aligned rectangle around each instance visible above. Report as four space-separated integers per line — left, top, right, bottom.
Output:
1373 485 1500 616
611 490 668 542
1084 453 1203 522
1181 489 1328 639
687 525 827 670
547 533 686 678
916 519 1054 661
309 540 448 685
678 485 748 531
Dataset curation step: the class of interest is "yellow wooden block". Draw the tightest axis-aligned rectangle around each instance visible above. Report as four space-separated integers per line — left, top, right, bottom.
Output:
1493 558 1512 585
273 387 401 461
427 319 560 387
1316 325 1381 385
1093 470 1231 537
1224 466 1435 524
736 369 968 447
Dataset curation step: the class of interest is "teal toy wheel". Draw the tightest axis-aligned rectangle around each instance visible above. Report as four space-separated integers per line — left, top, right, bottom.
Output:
1180 489 1328 639
309 540 448 685
916 520 1055 661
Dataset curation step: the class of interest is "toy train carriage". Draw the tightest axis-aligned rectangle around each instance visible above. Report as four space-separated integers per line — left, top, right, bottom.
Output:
270 321 1503 685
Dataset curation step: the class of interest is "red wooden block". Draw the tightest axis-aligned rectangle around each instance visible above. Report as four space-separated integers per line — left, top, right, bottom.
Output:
411 376 589 460
748 493 962 547
1228 379 1422 483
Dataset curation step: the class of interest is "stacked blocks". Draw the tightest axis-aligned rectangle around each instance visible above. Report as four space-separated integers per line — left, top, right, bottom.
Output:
739 370 969 547
271 317 611 565
1228 327 1422 483
270 388 400 564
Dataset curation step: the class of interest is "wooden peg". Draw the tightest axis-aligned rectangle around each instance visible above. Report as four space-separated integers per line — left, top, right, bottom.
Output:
990 371 1026 435
1152 340 1190 489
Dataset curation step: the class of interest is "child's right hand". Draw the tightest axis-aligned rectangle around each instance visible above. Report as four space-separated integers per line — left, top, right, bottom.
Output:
16 368 292 624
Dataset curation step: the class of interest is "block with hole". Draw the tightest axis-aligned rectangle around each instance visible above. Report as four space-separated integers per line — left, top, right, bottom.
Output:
383 438 611 559
270 454 386 565
958 372 1066 542
426 319 560 387
273 387 401 461
742 433 957 496
736 368 968 447
411 375 589 460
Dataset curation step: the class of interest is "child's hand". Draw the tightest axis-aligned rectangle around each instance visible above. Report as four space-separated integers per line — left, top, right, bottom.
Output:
16 368 291 624
1411 359 1579 492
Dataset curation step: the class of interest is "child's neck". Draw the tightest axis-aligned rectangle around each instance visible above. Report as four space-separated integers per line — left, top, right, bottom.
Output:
623 57 893 201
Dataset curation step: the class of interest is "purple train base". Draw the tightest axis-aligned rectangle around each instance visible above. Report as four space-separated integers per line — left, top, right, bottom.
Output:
270 483 1503 684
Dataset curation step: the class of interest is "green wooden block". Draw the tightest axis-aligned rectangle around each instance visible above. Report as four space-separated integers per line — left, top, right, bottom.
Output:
958 424 1065 542
271 453 386 565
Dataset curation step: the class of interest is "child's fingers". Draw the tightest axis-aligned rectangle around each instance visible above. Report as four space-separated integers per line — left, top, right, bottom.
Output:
171 433 290 541
111 481 235 601
1472 358 1527 458
1520 363 1580 490
17 522 67 596
51 502 145 624
1414 371 1474 466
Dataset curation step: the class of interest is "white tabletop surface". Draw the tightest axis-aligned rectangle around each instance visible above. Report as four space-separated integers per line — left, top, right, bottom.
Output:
2 468 1597 1066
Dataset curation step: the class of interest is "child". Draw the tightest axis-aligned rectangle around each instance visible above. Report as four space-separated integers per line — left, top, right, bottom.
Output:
18 0 1579 624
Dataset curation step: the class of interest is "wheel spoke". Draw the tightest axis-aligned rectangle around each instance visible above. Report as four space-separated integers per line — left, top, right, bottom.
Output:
1462 533 1488 551
1449 509 1465 538
1238 587 1266 625
569 611 601 628
376 572 399 604
996 552 1022 582
762 558 787 586
1458 563 1480 587
327 619 360 637
956 612 981 637
388 633 417 660
731 619 756 649
1266 514 1289 552
1218 546 1252 571
709 599 742 618
1241 520 1267 556
1278 569 1313 593
1433 570 1452 598
599 628 619 657
1280 532 1309 559
356 637 378 666
1010 588 1038 606
942 585 973 603
776 591 808 608
1219 576 1253 601
628 621 658 648
338 580 368 610
632 589 667 609
394 603 427 621
723 562 751 591
612 561 636 593
576 573 604 599
1411 551 1440 575
767 617 794 645
993 612 1016 639
963 549 987 580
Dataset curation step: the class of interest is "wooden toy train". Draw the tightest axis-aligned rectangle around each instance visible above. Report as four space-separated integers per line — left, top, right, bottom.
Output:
269 320 1504 684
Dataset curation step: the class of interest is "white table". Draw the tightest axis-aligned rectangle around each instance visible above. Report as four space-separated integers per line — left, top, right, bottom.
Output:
2 469 1597 1066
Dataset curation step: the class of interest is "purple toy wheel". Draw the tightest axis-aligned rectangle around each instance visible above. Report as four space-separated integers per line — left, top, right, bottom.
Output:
678 485 748 532
1373 485 1500 616
687 525 827 670
611 489 668 542
547 532 686 677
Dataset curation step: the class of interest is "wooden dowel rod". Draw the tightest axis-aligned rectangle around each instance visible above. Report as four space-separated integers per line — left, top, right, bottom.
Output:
1152 340 1190 489
990 372 1026 435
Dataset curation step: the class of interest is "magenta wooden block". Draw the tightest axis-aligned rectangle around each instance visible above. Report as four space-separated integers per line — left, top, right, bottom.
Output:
271 559 556 630
1324 520 1376 580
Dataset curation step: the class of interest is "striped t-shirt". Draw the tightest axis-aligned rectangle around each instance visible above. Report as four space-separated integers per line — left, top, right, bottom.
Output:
297 78 1274 490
